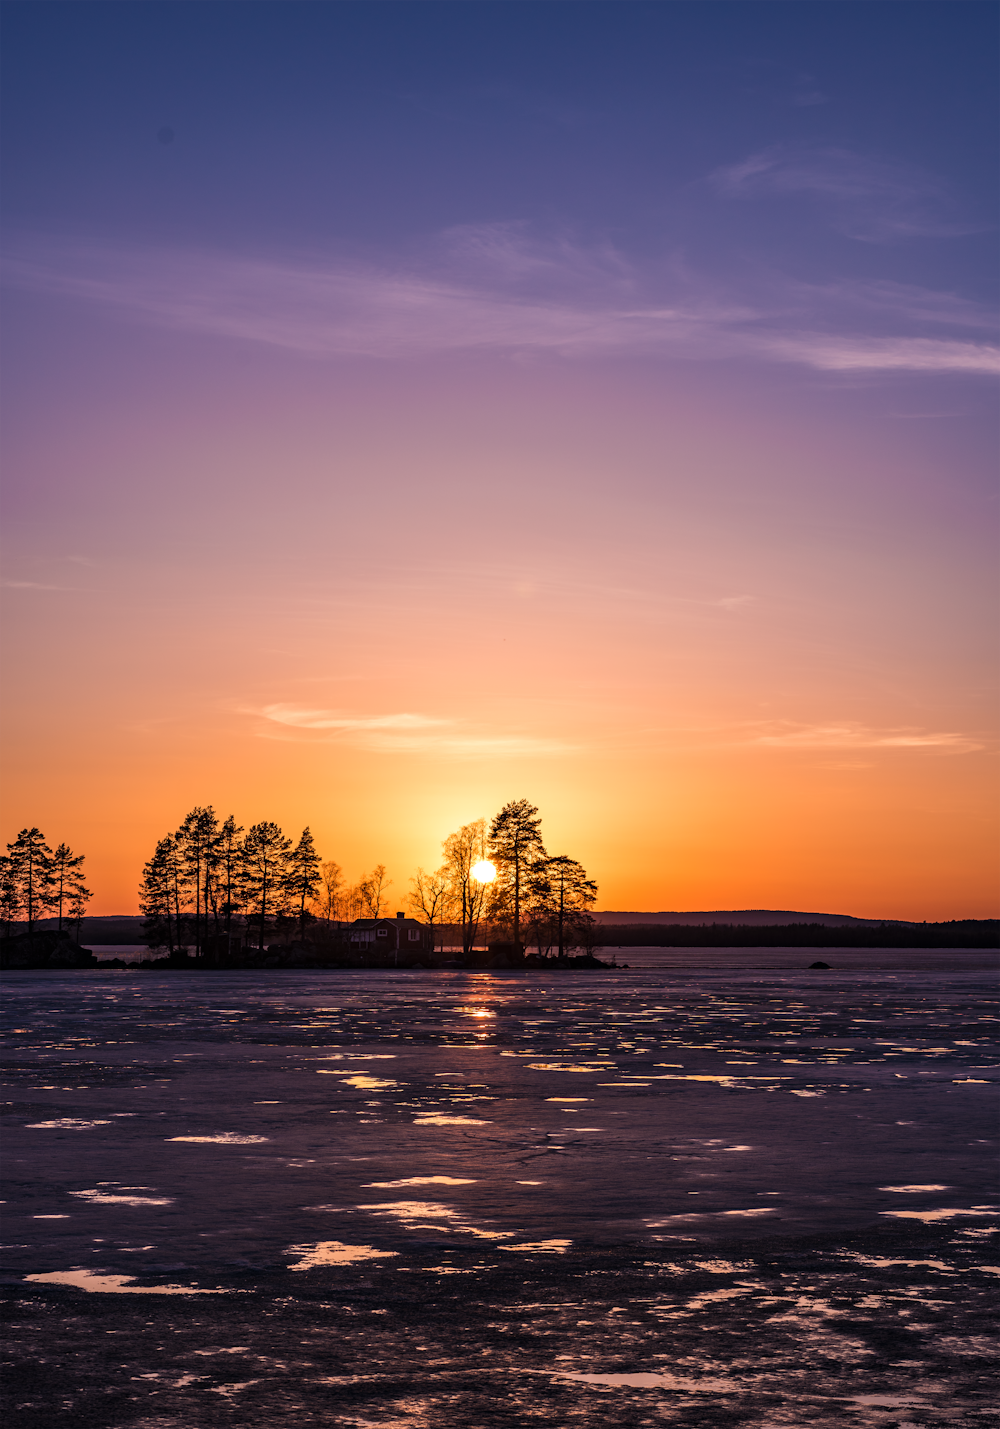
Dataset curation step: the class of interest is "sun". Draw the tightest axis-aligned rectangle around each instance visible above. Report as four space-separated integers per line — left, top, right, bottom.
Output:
471 859 496 883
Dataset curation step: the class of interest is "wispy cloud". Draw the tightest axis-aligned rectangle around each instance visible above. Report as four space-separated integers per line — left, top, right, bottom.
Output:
710 144 976 242
748 721 982 753
2 580 79 591
3 230 996 375
249 704 574 757
258 704 447 732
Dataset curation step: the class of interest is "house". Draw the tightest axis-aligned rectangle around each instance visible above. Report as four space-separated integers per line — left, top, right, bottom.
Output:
349 911 434 959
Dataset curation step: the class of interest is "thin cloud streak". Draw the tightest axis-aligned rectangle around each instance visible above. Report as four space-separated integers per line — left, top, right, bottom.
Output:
258 704 448 732
5 235 996 375
748 721 982 753
710 144 976 241
250 704 576 758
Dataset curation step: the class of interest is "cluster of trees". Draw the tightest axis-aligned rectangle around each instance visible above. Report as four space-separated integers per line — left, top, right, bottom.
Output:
139 807 400 955
408 798 598 957
0 828 91 939
139 798 598 959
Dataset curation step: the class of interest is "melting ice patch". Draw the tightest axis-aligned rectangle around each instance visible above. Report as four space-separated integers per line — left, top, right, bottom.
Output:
365 1176 476 1188
549 1369 737 1392
879 1184 950 1192
26 1119 111 1129
502 1240 572 1253
528 1063 614 1072
881 1207 997 1223
335 1076 400 1090
70 1188 173 1207
25 1271 222 1294
167 1134 269 1144
285 1241 397 1270
360 1200 513 1239
412 1115 490 1126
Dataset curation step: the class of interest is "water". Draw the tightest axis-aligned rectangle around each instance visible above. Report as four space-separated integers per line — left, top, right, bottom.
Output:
2 954 997 1426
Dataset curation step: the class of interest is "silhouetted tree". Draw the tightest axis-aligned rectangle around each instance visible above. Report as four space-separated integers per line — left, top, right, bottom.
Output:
0 855 22 937
442 819 490 955
139 835 183 954
242 822 292 951
176 806 221 959
487 800 546 951
286 827 322 939
407 866 457 952
314 860 344 925
358 863 391 918
49 843 89 934
535 855 598 958
6 828 55 940
217 815 245 943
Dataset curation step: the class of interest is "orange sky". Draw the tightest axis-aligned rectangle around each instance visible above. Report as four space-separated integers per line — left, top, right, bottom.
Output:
2 355 996 920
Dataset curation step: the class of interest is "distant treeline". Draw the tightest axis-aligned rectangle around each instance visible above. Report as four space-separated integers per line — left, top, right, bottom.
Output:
599 921 999 949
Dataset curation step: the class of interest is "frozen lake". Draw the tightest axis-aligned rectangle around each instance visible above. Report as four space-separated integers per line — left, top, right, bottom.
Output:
2 954 997 1427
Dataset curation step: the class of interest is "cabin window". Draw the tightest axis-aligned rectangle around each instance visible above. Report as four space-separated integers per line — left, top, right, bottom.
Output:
408 929 420 942
376 927 388 939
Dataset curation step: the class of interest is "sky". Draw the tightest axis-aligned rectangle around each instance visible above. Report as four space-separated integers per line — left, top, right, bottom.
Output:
1 1 997 920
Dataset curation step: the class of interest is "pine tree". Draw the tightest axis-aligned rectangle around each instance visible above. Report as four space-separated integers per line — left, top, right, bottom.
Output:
487 800 546 952
241 822 292 952
6 828 55 938
539 855 598 958
286 827 322 939
0 855 22 937
175 807 221 960
140 836 180 953
49 843 88 934
217 816 245 945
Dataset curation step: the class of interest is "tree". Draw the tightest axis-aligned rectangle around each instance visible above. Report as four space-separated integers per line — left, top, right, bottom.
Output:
241 822 292 951
0 855 22 937
536 854 598 958
49 843 88 934
216 815 245 941
314 860 344 924
487 800 546 952
139 836 183 954
286 827 322 939
442 819 490 956
358 864 391 918
176 806 221 959
6 828 55 938
407 866 457 952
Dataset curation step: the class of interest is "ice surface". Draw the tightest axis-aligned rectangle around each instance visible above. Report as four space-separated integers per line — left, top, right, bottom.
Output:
3 957 996 1427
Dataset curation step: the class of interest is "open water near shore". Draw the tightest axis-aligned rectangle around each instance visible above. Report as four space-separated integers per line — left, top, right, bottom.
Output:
2 951 997 1427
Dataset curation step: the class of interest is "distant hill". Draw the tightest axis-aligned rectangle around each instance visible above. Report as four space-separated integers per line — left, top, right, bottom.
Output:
29 915 148 944
593 909 921 928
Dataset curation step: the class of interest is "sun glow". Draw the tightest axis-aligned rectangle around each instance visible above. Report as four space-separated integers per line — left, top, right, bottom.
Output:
471 860 496 883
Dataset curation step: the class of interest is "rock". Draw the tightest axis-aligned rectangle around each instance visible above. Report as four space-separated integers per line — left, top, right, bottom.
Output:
809 960 831 969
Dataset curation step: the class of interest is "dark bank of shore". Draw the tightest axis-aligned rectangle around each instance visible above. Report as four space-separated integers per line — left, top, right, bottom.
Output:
0 931 614 973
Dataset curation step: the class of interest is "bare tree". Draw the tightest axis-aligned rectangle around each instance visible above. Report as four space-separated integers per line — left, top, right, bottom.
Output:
314 860 344 925
358 864 391 918
407 866 457 952
442 819 490 956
